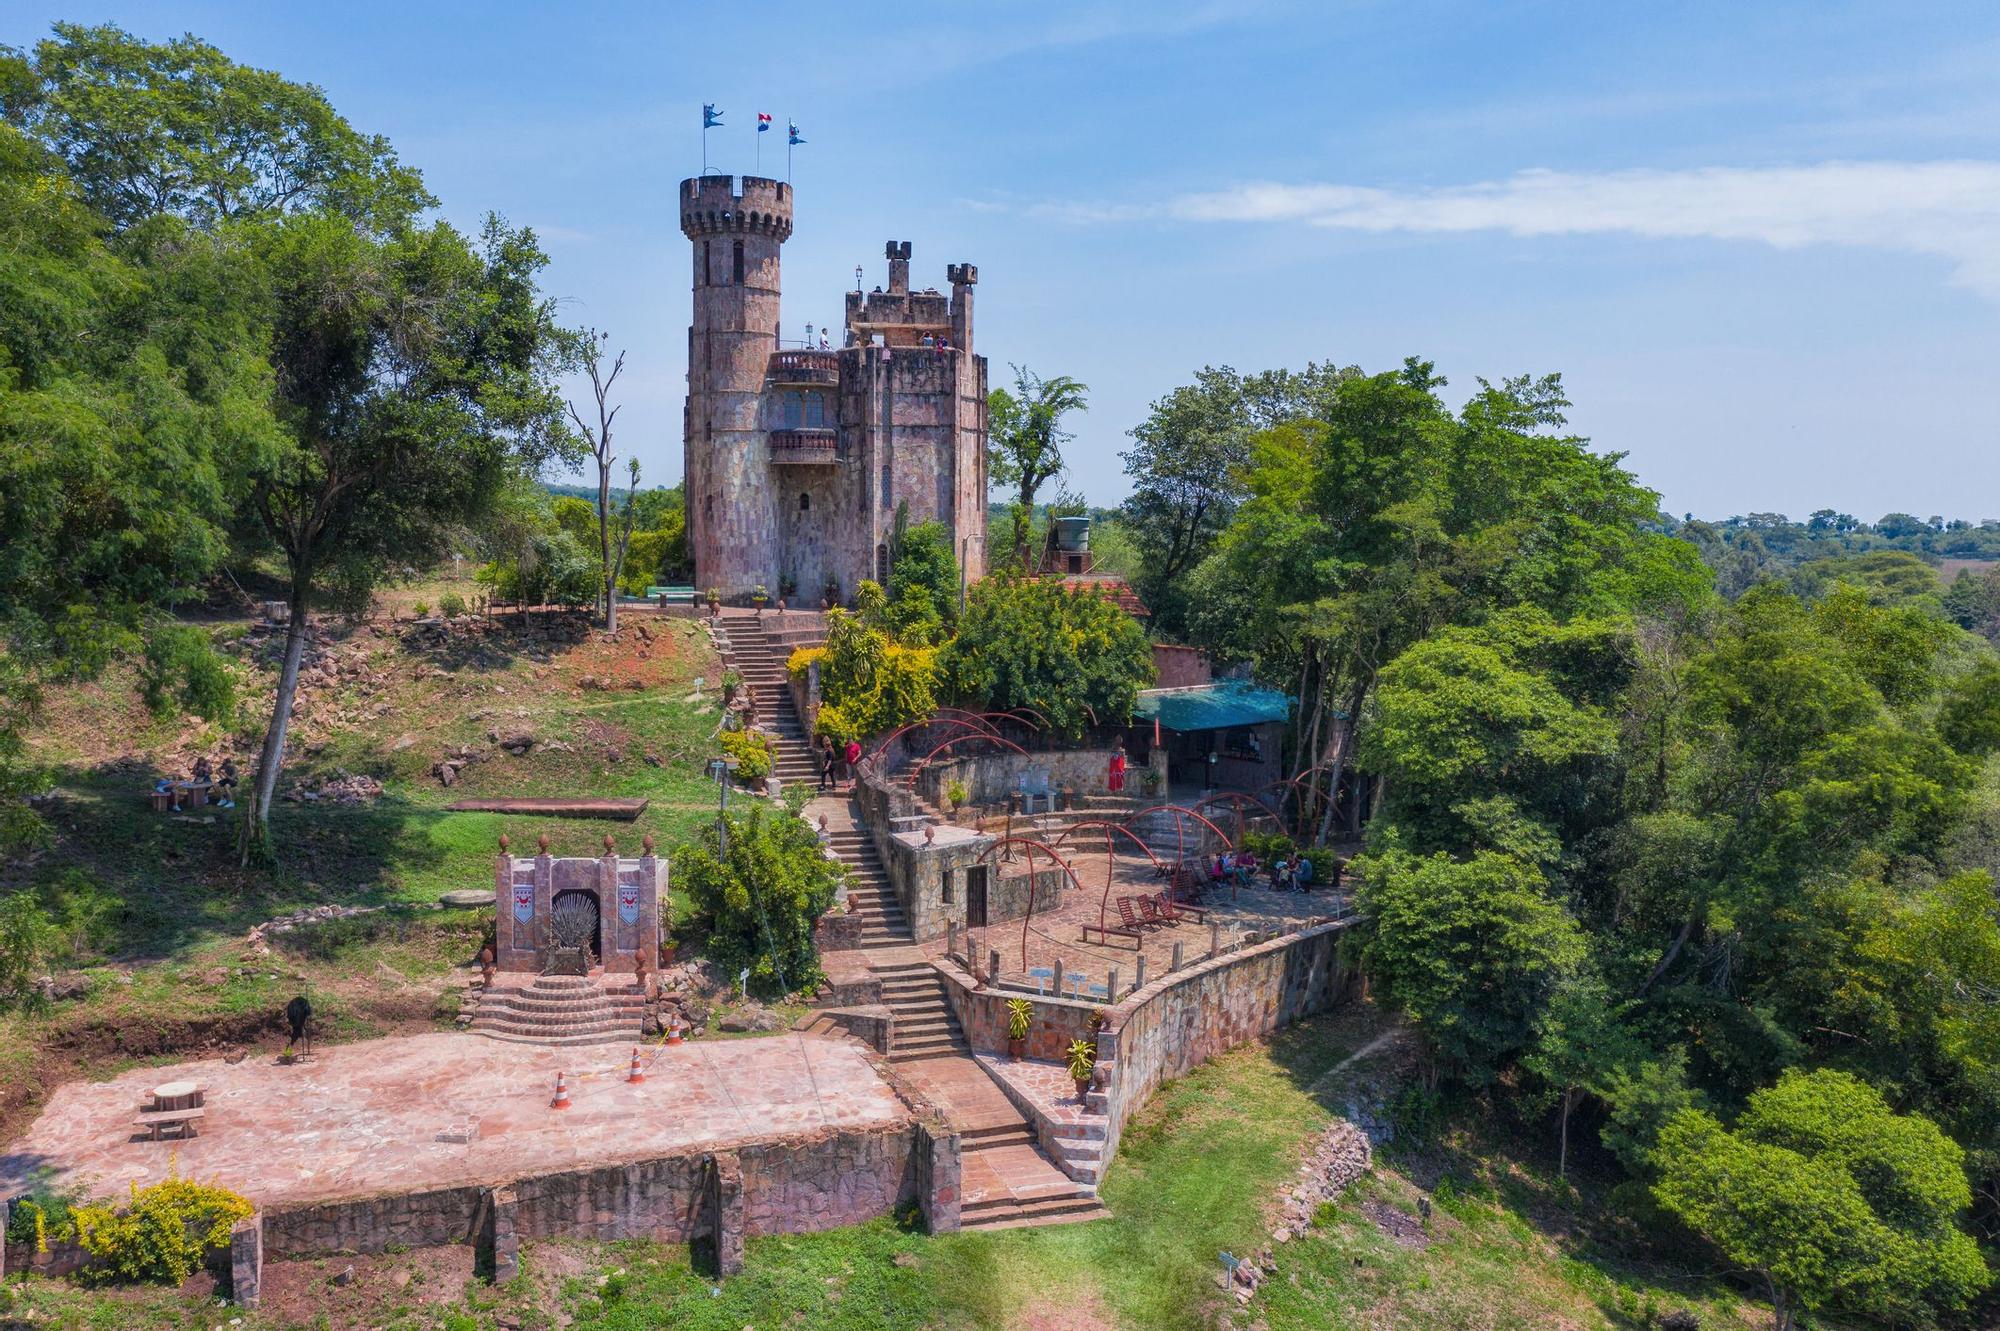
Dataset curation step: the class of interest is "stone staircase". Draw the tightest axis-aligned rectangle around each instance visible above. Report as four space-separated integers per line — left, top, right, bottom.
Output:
716 616 820 789
470 974 646 1046
874 960 968 1063
710 611 1107 1231
825 824 913 946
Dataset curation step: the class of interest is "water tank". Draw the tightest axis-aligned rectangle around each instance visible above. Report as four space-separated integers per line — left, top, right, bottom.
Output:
1052 516 1092 552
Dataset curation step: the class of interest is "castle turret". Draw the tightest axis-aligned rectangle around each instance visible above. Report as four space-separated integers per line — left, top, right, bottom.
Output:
681 175 792 596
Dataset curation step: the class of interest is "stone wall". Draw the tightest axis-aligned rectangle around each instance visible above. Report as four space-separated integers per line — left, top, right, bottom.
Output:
920 749 1121 809
1151 644 1212 688
1095 921 1352 1170
258 1118 951 1266
935 921 1354 1179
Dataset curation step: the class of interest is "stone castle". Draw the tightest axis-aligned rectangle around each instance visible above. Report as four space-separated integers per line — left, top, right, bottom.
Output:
680 175 989 601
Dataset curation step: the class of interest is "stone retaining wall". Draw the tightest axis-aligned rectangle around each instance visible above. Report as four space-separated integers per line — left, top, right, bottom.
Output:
1095 921 1351 1169
934 920 1354 1181
256 1119 948 1265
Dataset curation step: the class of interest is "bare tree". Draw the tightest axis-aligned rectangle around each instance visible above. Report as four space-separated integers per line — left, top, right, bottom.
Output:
566 332 639 631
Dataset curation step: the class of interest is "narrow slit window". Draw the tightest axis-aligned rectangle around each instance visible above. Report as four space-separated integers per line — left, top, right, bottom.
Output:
732 240 745 284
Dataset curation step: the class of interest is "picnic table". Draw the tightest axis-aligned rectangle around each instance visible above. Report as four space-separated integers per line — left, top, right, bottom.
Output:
147 782 212 812
133 1080 205 1140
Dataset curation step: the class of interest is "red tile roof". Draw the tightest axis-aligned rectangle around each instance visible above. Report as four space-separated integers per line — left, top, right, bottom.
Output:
1049 576 1150 617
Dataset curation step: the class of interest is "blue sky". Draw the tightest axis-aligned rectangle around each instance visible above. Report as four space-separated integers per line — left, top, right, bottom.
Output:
12 2 2000 521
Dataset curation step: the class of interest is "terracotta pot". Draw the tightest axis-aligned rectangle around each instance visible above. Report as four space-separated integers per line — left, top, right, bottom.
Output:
1008 1037 1026 1061
1073 1076 1092 1101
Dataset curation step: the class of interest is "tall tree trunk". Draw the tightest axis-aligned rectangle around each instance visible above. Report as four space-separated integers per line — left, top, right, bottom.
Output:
598 463 617 633
1314 684 1365 845
240 587 309 864
1558 1086 1573 1180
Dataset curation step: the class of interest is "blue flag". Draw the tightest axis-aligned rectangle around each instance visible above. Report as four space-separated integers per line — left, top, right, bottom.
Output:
703 103 723 129
788 121 805 146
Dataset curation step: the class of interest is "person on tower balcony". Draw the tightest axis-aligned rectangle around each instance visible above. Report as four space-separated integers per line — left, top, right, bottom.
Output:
818 328 830 350
920 332 934 349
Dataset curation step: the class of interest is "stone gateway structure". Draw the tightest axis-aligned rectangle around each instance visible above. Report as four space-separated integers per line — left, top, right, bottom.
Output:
681 175 988 601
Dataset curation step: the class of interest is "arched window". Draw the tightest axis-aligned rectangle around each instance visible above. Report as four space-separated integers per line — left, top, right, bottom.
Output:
732 240 745 285
799 493 811 512
781 392 804 429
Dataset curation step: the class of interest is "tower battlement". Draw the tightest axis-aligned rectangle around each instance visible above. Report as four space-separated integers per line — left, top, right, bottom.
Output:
680 175 793 241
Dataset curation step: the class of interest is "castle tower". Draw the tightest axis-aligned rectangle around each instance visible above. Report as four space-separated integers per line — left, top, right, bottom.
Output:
680 175 792 596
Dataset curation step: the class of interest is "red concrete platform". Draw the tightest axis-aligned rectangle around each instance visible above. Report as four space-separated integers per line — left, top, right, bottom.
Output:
1 1032 908 1211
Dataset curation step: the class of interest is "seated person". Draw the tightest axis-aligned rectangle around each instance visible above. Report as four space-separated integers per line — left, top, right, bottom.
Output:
1236 850 1258 884
215 758 238 809
1294 853 1314 890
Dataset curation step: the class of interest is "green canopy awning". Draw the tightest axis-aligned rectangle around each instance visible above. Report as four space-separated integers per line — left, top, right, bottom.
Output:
1132 680 1294 733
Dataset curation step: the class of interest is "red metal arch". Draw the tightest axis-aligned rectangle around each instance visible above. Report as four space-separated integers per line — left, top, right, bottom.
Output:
1049 819 1168 935
1117 803 1240 872
912 730 1030 774
975 835 1088 970
861 716 996 770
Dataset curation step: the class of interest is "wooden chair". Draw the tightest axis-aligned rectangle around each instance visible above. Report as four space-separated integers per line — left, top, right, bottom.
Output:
1117 896 1161 933
1153 891 1207 924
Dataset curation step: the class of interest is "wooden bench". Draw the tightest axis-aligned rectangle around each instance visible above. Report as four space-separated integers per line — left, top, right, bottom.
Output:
1081 921 1143 949
132 1107 204 1141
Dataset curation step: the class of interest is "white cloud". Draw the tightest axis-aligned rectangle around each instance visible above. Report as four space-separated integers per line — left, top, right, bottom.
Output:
1086 162 2000 297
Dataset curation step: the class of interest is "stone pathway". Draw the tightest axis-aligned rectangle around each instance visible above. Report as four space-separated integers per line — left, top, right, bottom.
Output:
715 610 1106 1230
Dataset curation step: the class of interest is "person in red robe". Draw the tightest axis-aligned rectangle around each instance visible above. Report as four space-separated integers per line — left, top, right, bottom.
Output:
1108 743 1127 794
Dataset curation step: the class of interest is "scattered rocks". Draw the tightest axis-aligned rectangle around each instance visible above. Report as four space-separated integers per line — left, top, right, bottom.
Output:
282 772 383 805
438 890 489 909
332 1264 355 1287
717 1006 784 1033
30 973 90 1003
1273 1118 1373 1237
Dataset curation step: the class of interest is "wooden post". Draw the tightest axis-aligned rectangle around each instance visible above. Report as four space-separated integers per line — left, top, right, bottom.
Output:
989 948 1001 984
1054 955 1065 998
1171 941 1184 972
1135 954 1147 992
1108 966 1119 1002
1209 921 1220 959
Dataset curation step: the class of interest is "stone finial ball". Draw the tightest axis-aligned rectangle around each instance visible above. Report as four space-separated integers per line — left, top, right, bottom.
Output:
603 833 616 852
538 832 550 853
498 833 510 853
643 833 656 854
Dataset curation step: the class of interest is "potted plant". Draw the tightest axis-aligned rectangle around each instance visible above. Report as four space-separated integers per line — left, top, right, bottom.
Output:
945 778 970 822
721 669 744 704
751 584 769 617
705 587 721 614
1006 998 1032 1061
1066 1038 1096 1101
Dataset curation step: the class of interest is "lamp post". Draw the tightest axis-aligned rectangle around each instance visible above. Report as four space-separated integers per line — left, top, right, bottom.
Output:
708 756 740 856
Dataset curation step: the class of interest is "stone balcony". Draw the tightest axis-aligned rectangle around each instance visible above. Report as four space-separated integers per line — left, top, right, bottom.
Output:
769 428 837 464
767 349 840 386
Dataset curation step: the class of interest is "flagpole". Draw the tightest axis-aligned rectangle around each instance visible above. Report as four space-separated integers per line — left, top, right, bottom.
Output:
756 124 761 174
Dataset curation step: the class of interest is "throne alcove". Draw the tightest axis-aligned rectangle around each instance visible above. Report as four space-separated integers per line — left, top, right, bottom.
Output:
491 837 666 975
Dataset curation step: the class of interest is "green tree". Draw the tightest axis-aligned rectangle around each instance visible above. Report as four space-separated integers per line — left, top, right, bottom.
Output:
561 331 638 630
938 578 1154 739
1654 1069 1987 1331
1522 969 1643 1178
885 518 960 644
987 366 1087 555
1352 848 1586 1085
675 805 847 996
1119 362 1351 639
2 22 429 233
236 212 571 854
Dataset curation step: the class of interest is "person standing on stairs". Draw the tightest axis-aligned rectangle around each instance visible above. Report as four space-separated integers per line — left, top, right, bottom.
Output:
844 738 863 790
819 737 837 792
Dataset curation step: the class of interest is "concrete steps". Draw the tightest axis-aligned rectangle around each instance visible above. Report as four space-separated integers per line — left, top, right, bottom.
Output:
470 974 644 1046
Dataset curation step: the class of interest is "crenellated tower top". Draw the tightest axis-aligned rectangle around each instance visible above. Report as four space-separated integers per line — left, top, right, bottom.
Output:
679 175 794 242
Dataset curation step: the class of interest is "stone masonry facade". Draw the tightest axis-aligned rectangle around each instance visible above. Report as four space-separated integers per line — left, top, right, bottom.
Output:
681 176 988 602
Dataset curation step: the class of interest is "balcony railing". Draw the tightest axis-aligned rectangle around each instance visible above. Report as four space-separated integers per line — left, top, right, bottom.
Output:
769 428 837 464
767 349 840 386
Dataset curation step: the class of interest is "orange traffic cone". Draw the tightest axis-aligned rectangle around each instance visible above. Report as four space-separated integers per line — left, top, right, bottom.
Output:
626 1047 645 1084
551 1070 571 1110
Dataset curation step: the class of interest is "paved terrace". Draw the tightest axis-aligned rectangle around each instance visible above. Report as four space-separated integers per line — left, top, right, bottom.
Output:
951 845 1350 997
1 1032 908 1210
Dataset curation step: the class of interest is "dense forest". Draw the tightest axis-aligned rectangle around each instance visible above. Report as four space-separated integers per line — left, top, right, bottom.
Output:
1111 360 2000 1329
